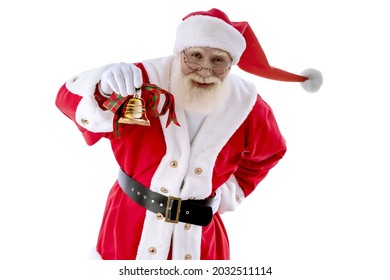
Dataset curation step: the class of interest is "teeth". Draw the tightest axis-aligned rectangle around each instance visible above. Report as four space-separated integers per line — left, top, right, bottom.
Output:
190 74 218 84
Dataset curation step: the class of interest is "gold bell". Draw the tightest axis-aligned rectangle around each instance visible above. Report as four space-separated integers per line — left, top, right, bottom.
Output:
118 92 150 126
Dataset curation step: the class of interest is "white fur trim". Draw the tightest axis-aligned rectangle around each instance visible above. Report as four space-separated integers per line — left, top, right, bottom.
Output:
66 64 115 132
134 57 192 259
172 222 202 260
300 68 323 93
136 212 175 259
174 15 246 65
134 56 257 259
88 247 103 260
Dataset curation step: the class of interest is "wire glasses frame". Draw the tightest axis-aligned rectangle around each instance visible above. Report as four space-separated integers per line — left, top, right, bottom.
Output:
182 51 232 76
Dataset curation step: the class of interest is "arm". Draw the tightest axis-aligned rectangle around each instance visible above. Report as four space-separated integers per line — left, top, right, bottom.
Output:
55 83 107 146
55 63 144 145
218 96 287 213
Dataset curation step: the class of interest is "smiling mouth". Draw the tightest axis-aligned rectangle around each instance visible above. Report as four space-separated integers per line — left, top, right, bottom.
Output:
193 81 214 88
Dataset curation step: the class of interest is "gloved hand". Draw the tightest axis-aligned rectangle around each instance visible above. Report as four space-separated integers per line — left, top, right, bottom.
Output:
211 188 222 214
99 63 143 97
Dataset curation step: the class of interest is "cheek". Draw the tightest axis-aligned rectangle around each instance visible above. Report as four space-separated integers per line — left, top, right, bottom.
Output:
181 63 193 76
219 72 229 81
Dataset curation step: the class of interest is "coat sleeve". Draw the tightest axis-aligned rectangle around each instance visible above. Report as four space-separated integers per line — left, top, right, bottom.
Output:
55 65 115 145
235 96 287 196
218 95 287 213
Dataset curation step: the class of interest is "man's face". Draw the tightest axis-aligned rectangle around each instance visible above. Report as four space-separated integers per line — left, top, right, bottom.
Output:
180 47 232 85
171 47 232 115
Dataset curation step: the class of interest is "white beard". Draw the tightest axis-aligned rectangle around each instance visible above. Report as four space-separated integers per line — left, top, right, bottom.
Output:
170 57 231 115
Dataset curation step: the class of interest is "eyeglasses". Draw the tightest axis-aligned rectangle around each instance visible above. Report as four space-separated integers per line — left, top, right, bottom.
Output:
182 51 232 76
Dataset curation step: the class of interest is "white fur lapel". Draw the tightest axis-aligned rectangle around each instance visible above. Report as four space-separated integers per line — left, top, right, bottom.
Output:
137 56 257 260
143 56 257 200
179 74 257 199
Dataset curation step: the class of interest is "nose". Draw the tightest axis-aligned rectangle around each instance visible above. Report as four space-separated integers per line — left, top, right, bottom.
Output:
197 67 213 77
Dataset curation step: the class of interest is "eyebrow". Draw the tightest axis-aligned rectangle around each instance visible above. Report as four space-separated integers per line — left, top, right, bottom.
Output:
186 48 230 59
213 51 231 60
186 47 205 54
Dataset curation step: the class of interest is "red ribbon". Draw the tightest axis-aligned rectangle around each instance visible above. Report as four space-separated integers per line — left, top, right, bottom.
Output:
142 83 180 128
103 83 180 128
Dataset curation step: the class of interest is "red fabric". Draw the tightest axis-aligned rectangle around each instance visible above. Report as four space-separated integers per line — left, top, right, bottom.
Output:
55 64 286 260
94 86 110 110
212 96 287 197
183 8 308 82
233 21 308 82
183 8 231 23
55 83 106 145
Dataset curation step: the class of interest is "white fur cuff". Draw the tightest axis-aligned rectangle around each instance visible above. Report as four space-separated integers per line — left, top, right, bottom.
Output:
66 64 115 133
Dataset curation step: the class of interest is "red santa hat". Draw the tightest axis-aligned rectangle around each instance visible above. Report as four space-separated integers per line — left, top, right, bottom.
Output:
174 8 323 93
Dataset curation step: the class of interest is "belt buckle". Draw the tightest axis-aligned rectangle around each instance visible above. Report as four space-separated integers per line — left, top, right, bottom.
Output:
165 196 182 223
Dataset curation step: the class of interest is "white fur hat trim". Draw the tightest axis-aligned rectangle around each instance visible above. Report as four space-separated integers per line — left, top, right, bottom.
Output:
173 15 246 64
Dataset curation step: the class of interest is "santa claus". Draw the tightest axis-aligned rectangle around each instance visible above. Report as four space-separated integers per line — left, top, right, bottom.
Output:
55 8 322 260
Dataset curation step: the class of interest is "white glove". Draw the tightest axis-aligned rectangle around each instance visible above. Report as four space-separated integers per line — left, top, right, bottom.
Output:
99 63 143 97
211 188 222 214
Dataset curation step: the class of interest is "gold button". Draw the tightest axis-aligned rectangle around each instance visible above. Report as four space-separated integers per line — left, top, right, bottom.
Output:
235 195 240 201
194 167 203 175
156 213 164 220
170 161 178 168
184 254 192 260
184 223 191 230
148 247 157 255
160 187 168 193
81 118 89 125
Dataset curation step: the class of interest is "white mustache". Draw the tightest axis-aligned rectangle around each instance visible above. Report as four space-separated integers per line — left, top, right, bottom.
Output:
187 73 220 85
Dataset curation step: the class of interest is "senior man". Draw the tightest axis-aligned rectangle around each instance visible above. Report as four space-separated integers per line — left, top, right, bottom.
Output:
55 8 322 260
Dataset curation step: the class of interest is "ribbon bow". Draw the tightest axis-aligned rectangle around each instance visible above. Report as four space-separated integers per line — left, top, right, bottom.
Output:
103 83 180 128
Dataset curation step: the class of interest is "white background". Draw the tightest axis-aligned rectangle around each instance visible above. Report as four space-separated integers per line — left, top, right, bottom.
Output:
1 0 389 279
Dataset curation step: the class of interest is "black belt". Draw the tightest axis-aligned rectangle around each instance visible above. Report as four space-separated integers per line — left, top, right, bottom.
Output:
118 169 214 226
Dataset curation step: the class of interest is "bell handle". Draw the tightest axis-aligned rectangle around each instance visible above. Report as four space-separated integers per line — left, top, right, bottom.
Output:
133 88 142 99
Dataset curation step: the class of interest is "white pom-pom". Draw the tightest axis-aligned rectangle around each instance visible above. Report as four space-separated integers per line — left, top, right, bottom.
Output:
300 68 323 93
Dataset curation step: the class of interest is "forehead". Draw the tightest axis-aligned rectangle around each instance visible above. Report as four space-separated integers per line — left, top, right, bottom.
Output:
186 47 231 58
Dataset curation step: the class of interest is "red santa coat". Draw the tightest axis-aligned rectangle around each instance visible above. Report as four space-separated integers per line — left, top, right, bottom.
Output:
55 56 286 260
